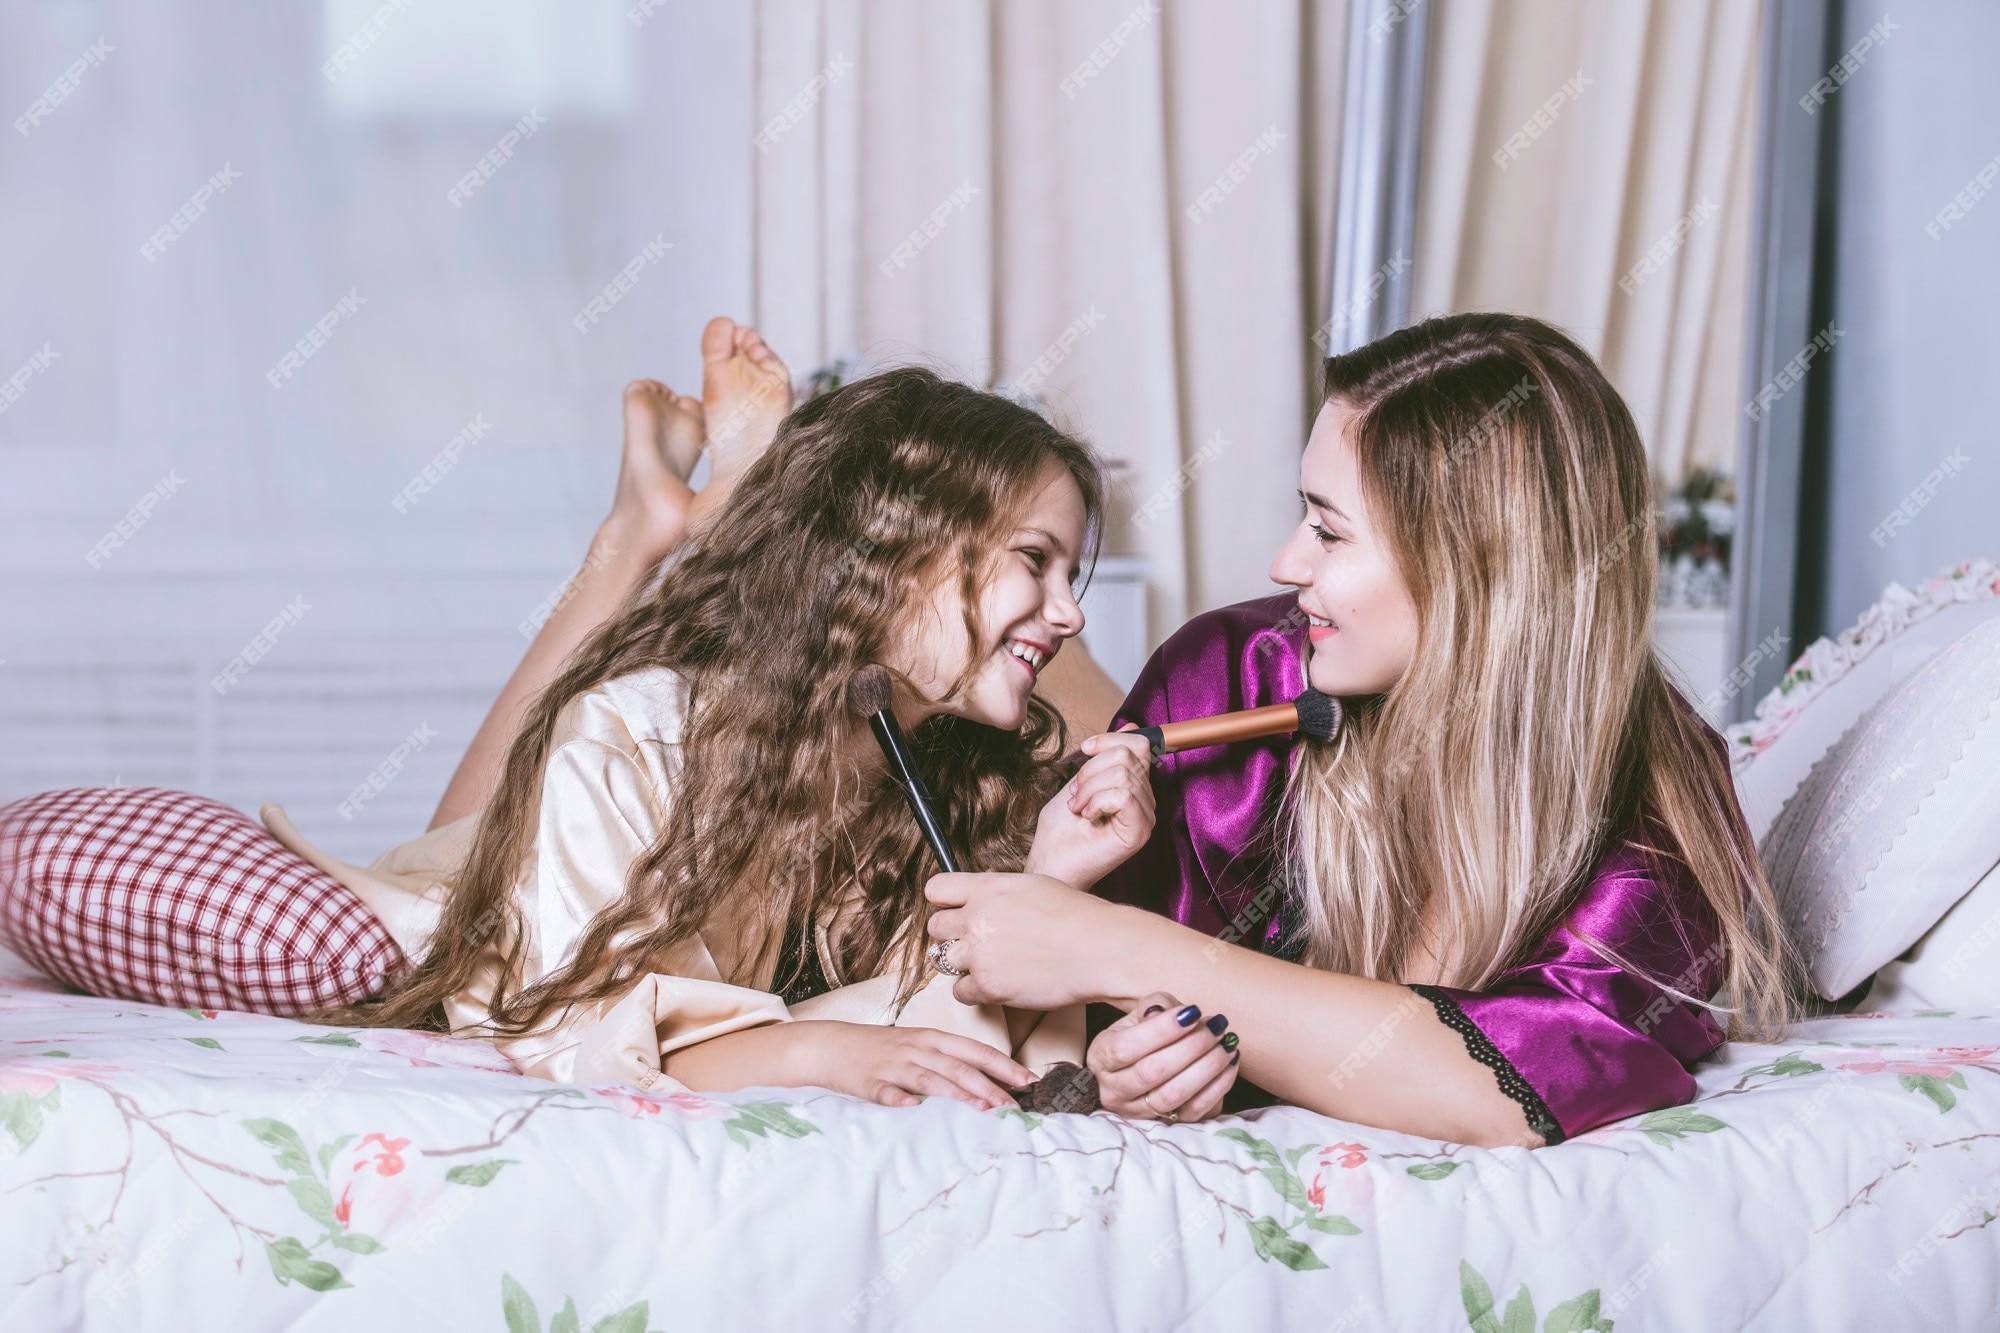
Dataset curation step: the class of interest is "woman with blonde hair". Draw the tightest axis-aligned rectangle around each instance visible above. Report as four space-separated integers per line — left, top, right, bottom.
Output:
922 311 1795 1145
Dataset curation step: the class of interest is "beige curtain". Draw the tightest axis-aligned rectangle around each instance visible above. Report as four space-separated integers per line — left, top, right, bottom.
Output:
751 0 1347 642
1414 0 1763 487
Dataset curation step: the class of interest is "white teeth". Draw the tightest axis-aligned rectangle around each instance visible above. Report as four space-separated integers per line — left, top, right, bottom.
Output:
1305 612 1334 627
1003 640 1046 670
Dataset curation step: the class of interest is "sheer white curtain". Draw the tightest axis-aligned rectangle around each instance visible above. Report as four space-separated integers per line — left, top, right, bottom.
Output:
1414 0 1763 486
0 0 1763 850
750 0 1348 640
0 0 756 858
5 0 1346 854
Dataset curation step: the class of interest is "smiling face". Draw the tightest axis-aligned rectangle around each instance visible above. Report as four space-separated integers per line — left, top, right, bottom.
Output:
1268 399 1420 697
889 464 1089 731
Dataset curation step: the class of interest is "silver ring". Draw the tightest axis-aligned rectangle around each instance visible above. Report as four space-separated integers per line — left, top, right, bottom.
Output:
928 938 967 977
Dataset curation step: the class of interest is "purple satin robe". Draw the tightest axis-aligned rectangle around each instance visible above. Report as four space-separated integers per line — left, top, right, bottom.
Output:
1098 593 1733 1143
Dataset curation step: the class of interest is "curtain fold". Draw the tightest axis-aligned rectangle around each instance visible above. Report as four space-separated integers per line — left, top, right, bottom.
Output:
1415 0 1764 488
753 0 1347 640
752 0 1761 640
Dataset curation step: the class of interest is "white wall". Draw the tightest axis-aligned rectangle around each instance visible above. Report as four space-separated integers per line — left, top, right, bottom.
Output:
1807 0 2000 639
0 0 756 860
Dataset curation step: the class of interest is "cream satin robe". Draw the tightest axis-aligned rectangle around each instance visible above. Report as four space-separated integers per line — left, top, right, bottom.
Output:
260 666 1083 1092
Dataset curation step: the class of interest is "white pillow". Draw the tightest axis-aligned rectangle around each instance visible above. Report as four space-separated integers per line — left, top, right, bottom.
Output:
1760 614 2000 1000
1863 859 2000 1009
1734 578 2000 843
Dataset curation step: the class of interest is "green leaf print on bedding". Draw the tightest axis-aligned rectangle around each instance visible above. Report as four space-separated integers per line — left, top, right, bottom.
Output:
1460 1261 1612 1333
285 1175 340 1231
0 1083 59 1153
242 1118 514 1290
1299 1211 1362 1236
243 1117 315 1176
721 1101 819 1148
446 1158 520 1187
329 1231 385 1254
318 1132 357 1175
1216 1127 1282 1165
1636 1106 1727 1146
264 1236 352 1292
1247 1215 1327 1271
1900 1070 1967 1113
1259 1161 1311 1211
992 1106 1042 1130
243 1117 374 1290
1543 1290 1614 1333
1743 1052 1823 1079
501 1273 657 1333
1214 1128 1362 1269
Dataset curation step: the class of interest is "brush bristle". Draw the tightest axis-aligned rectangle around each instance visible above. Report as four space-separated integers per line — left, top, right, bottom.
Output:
1294 688 1342 742
845 665 894 717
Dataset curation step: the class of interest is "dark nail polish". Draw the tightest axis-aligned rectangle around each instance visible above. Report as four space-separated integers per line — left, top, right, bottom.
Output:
1143 1004 1166 1017
1205 1013 1229 1035
1230 1051 1240 1065
1221 1032 1240 1052
1174 1004 1201 1027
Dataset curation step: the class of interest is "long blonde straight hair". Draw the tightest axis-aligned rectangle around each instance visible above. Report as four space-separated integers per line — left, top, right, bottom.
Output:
1282 312 1793 1039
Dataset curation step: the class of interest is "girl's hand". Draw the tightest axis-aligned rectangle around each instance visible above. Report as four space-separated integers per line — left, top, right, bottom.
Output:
1024 728 1155 890
794 1021 1036 1111
1087 992 1238 1123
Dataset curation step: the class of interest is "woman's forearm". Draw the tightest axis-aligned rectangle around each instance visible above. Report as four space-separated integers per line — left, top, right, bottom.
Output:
429 517 668 829
1091 907 1540 1147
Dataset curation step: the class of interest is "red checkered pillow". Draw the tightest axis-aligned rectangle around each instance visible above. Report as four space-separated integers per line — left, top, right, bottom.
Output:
0 786 403 1015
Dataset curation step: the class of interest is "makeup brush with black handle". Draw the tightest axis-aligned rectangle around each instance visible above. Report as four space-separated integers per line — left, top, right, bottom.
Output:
845 665 959 873
846 666 1099 1108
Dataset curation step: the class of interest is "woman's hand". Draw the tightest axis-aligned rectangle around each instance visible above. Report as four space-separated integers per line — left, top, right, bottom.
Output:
925 872 1125 1009
790 1020 1035 1111
1087 992 1238 1122
1024 728 1155 890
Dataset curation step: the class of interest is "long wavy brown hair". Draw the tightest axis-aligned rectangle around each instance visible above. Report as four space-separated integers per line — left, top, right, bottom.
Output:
322 367 1103 1039
1282 312 1795 1039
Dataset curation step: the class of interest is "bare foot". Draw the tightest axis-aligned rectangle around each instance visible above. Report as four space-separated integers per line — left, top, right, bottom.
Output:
691 315 792 525
610 378 705 558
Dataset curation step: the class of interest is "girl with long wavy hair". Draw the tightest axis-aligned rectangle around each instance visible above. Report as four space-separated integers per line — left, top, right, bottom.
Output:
263 321 1208 1113
921 312 1796 1144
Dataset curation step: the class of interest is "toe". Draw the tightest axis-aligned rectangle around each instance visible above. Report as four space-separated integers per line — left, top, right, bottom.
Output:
740 328 789 377
701 316 737 364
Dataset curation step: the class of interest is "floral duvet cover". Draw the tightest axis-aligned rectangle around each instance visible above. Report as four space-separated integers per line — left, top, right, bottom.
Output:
3 945 1996 1331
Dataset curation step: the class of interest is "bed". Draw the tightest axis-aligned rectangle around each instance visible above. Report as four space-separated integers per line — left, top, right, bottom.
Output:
3 936 1996 1331
10 560 2000 1331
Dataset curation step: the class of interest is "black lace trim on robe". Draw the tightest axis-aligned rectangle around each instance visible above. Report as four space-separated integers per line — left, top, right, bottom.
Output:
1408 983 1566 1146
